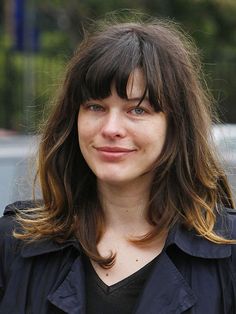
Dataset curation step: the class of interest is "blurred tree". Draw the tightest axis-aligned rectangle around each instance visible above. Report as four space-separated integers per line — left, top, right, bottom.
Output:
36 0 236 122
0 0 236 130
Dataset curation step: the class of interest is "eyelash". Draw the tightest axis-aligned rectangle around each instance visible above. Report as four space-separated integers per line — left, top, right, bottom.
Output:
83 103 148 116
86 104 104 111
129 107 146 115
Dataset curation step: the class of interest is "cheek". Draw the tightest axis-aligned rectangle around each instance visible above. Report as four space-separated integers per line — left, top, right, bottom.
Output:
78 113 100 136
156 117 167 145
78 130 90 156
77 119 100 159
78 115 91 142
143 120 167 149
77 116 88 151
145 133 166 163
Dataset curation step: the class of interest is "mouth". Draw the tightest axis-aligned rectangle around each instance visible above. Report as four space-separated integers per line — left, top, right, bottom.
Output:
94 146 137 161
95 146 136 153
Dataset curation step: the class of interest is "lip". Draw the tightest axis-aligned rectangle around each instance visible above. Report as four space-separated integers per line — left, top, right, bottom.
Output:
95 146 136 152
94 146 136 161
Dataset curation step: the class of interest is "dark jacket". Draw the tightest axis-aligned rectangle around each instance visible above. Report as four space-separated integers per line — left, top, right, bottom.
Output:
0 201 236 314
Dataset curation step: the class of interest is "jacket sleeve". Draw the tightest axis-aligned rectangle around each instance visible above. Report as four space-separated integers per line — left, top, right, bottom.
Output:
227 210 236 311
228 209 236 272
0 213 21 299
0 200 41 300
0 217 4 298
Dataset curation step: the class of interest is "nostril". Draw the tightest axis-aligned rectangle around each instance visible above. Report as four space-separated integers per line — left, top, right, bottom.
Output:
101 123 126 139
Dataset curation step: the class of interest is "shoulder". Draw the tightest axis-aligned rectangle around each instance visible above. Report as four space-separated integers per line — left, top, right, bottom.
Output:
0 200 40 236
215 207 236 282
225 208 236 262
0 200 81 260
225 207 236 231
167 206 236 261
2 200 42 216
0 200 41 261
219 207 236 239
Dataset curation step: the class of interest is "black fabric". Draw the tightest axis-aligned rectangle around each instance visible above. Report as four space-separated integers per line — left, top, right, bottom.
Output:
0 201 236 313
83 255 157 314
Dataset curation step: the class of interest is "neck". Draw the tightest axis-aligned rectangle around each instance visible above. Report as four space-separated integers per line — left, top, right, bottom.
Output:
97 176 153 236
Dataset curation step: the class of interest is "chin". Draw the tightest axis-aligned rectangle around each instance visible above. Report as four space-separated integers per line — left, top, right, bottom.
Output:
95 171 128 183
98 176 126 185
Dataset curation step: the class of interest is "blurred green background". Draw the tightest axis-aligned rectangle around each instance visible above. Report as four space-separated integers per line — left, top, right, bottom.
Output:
0 0 236 132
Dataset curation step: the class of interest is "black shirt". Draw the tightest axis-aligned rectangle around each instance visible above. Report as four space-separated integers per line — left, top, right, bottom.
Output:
83 255 158 314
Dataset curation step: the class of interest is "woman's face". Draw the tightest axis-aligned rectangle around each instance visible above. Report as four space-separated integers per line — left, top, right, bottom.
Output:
78 69 167 186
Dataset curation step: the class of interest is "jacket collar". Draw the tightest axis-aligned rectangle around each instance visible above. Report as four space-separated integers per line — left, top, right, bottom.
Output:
165 210 232 259
20 237 82 258
47 256 86 314
135 251 197 313
47 251 198 314
21 213 232 259
4 201 233 259
3 201 82 258
135 210 233 314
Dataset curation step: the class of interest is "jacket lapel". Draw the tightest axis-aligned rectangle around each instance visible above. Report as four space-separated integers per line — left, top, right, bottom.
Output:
134 251 197 314
47 256 86 314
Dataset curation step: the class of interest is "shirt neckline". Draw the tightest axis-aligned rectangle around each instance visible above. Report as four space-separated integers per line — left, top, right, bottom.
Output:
83 253 159 294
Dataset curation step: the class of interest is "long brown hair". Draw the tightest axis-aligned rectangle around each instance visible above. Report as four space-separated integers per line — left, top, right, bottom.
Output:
15 13 235 267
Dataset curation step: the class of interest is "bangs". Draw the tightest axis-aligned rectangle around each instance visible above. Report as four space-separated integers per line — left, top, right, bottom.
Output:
75 28 163 112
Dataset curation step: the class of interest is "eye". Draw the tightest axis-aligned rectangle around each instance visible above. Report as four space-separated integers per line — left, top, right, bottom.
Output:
130 107 146 115
85 104 104 112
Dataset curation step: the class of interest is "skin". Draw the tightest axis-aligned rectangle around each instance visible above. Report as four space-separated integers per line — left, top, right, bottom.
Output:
78 68 167 188
78 69 167 285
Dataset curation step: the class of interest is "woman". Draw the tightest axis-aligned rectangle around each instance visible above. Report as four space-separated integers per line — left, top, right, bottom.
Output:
0 14 236 314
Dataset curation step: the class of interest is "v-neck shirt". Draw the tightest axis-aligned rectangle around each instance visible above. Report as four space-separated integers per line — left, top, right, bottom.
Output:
83 255 158 314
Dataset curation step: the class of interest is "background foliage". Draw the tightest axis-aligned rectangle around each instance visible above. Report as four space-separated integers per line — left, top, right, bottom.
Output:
0 0 236 131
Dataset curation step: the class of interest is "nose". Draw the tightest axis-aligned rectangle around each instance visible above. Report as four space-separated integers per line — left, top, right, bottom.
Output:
101 111 126 139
